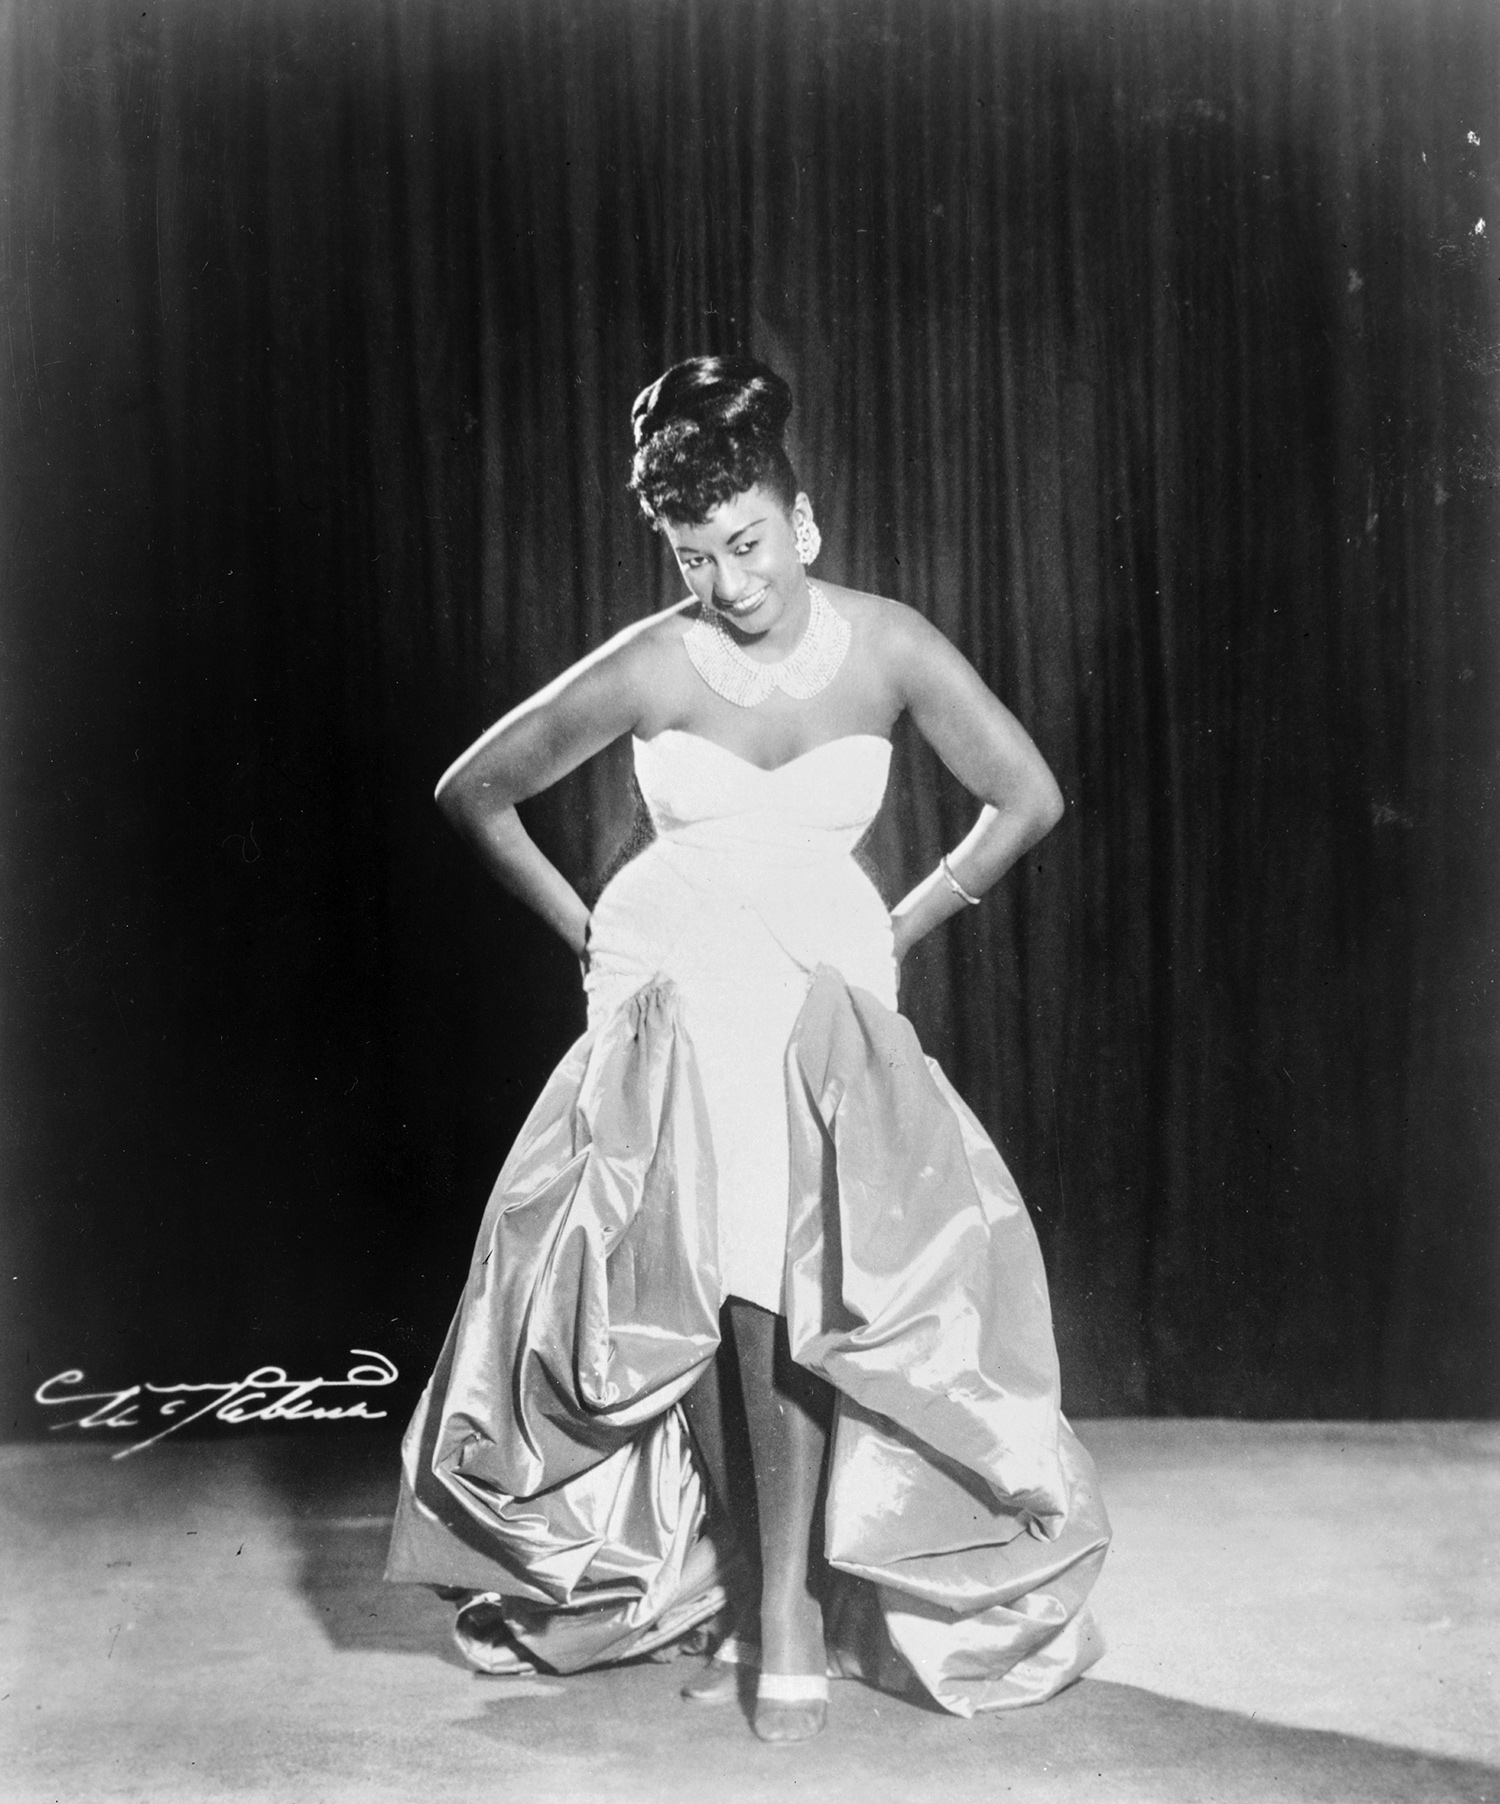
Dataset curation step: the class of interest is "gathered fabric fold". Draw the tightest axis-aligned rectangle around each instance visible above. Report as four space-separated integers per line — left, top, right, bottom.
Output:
386 972 1109 1709
782 971 1109 1714
385 984 726 1671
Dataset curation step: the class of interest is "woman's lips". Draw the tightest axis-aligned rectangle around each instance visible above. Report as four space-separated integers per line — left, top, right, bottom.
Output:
717 587 768 618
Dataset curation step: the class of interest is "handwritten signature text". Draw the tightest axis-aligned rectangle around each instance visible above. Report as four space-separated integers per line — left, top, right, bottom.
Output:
34 1349 398 1458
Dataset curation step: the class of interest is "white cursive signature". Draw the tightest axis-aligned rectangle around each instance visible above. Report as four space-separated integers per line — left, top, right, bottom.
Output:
33 1349 398 1458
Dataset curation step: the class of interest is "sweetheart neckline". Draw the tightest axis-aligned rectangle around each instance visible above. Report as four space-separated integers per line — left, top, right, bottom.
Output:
632 729 892 777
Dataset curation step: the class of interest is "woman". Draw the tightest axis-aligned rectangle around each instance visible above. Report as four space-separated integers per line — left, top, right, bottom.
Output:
385 357 1109 1743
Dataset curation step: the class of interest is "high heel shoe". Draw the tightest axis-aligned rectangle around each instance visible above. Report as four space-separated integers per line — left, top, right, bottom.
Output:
680 1635 758 1705
752 1672 828 1743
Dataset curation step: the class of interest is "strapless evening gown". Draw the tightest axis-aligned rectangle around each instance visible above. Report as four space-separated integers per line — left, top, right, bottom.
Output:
385 731 1110 1716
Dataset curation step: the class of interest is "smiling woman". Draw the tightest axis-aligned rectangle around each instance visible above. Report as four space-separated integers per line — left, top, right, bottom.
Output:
666 490 819 645
385 355 1107 1741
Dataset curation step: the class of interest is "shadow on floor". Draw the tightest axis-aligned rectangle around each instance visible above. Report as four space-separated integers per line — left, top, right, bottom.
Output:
251 1427 466 1662
450 1663 1497 1804
251 1433 1498 1804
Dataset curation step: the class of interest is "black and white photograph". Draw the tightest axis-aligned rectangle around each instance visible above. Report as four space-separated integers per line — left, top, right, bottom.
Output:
2 2 1496 1800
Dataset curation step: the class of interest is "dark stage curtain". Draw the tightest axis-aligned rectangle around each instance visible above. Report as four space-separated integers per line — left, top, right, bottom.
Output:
2 0 1495 1427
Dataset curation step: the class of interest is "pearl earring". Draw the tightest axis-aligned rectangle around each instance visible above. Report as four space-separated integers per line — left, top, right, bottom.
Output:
795 518 822 567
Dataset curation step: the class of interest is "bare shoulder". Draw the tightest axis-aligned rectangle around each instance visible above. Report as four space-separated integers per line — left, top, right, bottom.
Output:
826 585 937 644
526 598 682 702
585 597 694 674
822 582 893 620
825 586 962 688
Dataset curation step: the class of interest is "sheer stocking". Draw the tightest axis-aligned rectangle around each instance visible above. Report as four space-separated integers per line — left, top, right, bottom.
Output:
727 1297 832 1678
680 1307 761 1638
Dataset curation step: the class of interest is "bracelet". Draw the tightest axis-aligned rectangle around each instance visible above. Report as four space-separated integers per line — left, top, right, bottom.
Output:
940 855 982 907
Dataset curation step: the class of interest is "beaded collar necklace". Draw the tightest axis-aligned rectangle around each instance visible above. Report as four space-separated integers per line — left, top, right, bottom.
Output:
683 582 851 708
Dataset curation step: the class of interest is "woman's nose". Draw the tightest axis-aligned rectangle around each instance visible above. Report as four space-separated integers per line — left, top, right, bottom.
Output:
711 562 746 602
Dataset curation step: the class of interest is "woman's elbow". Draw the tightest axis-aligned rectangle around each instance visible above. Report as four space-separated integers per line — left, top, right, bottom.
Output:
434 762 483 829
433 766 461 816
1031 770 1066 836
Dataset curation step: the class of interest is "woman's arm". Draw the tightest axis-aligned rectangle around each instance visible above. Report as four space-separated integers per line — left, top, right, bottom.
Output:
881 605 1064 964
433 619 664 959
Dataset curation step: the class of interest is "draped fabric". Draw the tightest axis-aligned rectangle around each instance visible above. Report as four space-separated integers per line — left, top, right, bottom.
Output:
2 0 1496 1422
387 972 1109 1714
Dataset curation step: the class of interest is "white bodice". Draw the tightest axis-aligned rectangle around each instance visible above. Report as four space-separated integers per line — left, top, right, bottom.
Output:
634 729 891 861
584 730 897 1026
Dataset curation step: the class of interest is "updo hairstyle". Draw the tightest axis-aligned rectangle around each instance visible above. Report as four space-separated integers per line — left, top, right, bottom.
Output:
629 356 799 527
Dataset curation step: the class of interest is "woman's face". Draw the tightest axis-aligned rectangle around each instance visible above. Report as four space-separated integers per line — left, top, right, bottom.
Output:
663 485 814 637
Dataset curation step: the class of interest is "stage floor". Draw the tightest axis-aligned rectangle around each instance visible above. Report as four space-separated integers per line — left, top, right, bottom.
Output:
3 1421 1496 1803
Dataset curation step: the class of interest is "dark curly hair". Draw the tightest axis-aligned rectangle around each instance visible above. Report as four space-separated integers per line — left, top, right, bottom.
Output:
628 355 800 526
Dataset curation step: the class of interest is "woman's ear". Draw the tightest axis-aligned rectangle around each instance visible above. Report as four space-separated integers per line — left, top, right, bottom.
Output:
791 493 822 569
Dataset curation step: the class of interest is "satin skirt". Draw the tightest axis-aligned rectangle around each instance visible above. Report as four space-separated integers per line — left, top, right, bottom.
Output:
385 972 1110 1716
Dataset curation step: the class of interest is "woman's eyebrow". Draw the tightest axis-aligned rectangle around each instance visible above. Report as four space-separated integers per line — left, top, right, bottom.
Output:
675 515 767 556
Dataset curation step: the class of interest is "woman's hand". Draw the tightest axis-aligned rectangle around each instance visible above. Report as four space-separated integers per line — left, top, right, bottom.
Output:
432 614 669 953
890 912 919 972
877 601 1064 960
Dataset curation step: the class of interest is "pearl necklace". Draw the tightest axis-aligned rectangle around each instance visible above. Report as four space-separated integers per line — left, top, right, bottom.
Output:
682 582 851 708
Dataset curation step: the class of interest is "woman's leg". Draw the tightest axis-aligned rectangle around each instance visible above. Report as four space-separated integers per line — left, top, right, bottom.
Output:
679 1310 762 1690
727 1297 832 1679
679 1346 733 1519
681 1306 762 1562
